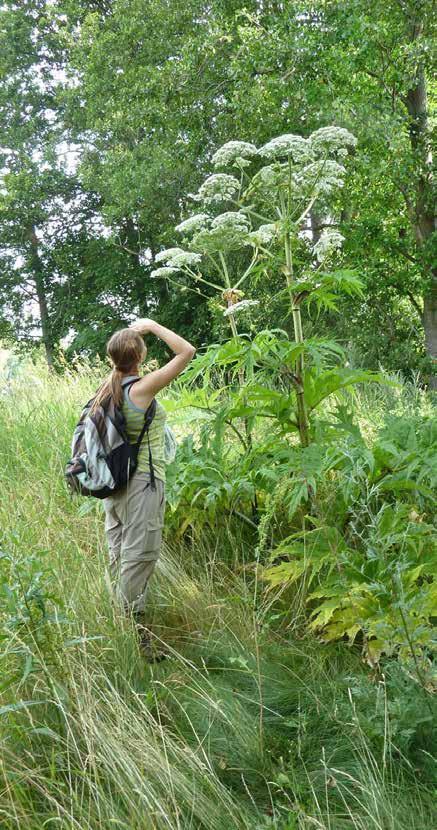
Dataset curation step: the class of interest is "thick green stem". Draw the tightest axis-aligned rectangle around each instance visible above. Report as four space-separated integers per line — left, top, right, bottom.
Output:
228 311 238 339
284 227 310 447
218 251 231 289
225 296 256 514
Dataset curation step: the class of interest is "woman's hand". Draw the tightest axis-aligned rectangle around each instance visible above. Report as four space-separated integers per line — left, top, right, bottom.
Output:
129 318 157 336
127 320 196 406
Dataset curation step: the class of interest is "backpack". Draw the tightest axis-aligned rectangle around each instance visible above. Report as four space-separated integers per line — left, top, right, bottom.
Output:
65 377 156 499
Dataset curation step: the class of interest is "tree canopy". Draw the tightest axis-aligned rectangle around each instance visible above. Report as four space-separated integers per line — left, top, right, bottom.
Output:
0 0 435 380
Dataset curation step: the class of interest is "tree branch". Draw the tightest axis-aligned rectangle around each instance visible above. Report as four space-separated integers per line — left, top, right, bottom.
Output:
406 291 423 318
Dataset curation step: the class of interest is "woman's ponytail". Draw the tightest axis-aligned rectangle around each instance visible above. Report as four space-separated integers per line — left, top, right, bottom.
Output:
89 328 146 415
109 367 124 409
89 367 125 415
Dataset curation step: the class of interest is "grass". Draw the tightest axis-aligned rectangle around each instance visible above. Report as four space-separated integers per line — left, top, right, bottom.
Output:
0 357 435 829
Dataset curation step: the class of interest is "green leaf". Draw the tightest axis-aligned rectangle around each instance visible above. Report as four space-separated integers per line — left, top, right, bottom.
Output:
304 368 395 411
0 699 49 716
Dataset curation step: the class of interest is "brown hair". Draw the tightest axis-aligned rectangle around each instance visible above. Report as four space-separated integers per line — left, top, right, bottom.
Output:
90 328 146 414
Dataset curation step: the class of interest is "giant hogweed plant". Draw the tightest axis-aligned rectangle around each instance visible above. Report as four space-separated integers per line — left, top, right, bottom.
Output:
152 127 384 448
261 412 437 680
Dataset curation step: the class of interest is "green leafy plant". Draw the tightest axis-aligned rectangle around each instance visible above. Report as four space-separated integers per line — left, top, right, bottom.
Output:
262 414 437 680
153 128 382 447
0 545 67 693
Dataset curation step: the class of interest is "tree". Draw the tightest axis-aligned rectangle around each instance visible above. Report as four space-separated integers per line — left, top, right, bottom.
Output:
318 0 436 382
0 1 103 364
63 0 435 377
0 1 165 363
1 0 434 377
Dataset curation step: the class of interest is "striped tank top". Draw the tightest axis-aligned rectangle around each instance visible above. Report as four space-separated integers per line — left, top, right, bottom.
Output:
122 377 167 483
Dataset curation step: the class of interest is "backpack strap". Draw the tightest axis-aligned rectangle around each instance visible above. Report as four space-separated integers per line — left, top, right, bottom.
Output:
123 377 157 489
135 399 157 489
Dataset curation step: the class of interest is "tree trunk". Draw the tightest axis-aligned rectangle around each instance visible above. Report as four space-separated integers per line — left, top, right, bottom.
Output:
28 227 54 368
423 278 437 382
405 25 436 386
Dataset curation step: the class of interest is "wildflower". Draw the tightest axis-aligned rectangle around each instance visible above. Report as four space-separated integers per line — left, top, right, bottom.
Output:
256 163 303 194
310 126 357 156
154 247 185 264
313 229 345 262
297 160 346 194
191 211 250 253
256 164 283 190
223 299 259 317
196 173 240 204
175 213 211 234
210 211 250 231
246 223 278 246
150 266 180 278
212 140 258 168
167 251 202 268
258 133 313 163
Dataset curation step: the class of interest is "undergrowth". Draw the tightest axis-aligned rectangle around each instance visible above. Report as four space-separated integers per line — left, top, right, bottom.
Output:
0 357 435 829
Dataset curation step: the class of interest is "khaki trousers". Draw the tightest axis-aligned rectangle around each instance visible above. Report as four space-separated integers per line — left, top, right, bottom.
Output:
103 472 165 615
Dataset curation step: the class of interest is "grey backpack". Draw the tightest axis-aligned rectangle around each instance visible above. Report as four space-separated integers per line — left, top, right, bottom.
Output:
65 378 156 498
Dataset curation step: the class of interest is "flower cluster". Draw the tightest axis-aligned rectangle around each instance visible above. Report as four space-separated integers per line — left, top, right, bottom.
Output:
212 140 258 168
310 126 357 157
313 229 345 262
150 266 179 278
210 211 249 232
297 160 346 195
258 133 313 163
255 162 304 197
258 164 282 188
153 247 202 273
246 223 278 247
191 211 250 253
154 247 185 263
175 213 211 235
223 299 259 317
196 173 240 204
168 251 202 268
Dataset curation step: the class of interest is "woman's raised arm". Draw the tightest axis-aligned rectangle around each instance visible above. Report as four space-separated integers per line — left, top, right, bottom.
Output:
128 318 196 405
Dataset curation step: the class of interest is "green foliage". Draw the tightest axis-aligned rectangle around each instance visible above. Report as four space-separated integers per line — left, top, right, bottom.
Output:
263 412 437 671
163 322 436 672
1 0 436 822
1 0 435 374
0 545 67 692
1 356 436 830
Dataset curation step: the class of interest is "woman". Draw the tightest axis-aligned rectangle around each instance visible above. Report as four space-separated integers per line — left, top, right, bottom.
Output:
95 318 195 661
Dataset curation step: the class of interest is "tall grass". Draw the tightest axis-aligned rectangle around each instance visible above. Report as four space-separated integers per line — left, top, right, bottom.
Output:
0 356 435 829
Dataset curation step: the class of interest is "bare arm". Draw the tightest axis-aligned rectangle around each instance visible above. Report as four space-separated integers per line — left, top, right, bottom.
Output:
128 318 196 407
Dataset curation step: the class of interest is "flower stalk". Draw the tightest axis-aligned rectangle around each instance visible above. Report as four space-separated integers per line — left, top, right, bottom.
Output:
284 226 310 447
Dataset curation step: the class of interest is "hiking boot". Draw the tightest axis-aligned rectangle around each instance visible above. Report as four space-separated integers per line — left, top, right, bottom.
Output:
133 614 167 664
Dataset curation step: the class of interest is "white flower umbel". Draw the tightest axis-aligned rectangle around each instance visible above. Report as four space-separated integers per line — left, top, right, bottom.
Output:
258 133 313 163
258 165 277 188
210 211 250 231
310 126 357 157
246 223 278 246
167 251 202 268
192 227 247 254
212 140 258 168
175 213 211 234
191 211 250 253
223 299 259 317
196 173 240 204
150 266 180 278
313 229 345 262
154 247 185 264
297 160 346 195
